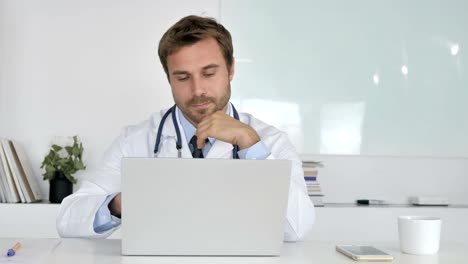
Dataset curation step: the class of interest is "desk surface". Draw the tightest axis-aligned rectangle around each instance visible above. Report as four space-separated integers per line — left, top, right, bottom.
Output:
0 238 466 264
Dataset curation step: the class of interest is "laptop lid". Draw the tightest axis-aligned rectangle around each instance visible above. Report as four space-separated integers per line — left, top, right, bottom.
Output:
121 158 291 256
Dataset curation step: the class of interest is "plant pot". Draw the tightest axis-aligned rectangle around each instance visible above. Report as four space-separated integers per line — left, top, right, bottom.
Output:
49 171 73 203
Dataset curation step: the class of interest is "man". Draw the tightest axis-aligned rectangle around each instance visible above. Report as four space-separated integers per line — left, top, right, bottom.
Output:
56 15 315 241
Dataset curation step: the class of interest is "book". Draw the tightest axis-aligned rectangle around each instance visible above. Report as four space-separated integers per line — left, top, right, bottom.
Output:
303 160 325 206
302 161 323 168
0 173 6 202
0 141 21 203
1 139 28 202
11 140 42 202
303 170 318 177
304 176 317 181
0 145 10 203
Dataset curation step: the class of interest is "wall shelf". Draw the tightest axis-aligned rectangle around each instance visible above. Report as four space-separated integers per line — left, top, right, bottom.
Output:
321 203 468 208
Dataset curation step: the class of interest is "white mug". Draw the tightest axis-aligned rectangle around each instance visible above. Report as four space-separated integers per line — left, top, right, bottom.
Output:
398 216 441 255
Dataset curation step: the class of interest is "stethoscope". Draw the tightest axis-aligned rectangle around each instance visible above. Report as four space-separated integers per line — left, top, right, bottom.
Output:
154 103 240 159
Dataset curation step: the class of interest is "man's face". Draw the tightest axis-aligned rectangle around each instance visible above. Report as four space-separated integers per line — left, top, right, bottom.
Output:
167 37 234 126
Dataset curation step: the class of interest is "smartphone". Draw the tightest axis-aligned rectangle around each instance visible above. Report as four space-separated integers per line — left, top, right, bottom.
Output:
336 245 394 261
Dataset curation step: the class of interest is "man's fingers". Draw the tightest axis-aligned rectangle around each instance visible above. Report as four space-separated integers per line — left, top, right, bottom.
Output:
194 111 243 147
195 117 215 147
196 134 207 149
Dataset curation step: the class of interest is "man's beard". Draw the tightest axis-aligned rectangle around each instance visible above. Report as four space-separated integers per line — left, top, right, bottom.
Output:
178 83 231 125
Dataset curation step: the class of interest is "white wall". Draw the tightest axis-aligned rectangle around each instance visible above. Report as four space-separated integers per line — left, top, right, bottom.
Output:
1 0 467 205
0 0 219 197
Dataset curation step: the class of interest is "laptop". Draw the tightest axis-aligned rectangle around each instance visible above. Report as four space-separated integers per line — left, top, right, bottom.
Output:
121 158 291 256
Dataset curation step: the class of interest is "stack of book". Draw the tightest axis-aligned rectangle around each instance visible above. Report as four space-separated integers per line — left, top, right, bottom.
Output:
0 138 42 203
303 161 324 207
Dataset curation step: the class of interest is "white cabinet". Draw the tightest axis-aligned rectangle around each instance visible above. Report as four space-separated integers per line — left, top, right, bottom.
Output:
0 203 60 238
1 203 467 243
308 204 468 244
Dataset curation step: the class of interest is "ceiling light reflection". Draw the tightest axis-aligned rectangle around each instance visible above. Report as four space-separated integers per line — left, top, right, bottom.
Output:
451 44 459 56
401 65 408 76
373 74 380 85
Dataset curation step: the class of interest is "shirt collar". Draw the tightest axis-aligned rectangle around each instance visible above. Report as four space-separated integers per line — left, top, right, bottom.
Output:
177 103 232 145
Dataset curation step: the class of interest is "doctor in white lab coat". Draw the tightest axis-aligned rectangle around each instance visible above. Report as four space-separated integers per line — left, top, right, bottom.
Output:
56 15 315 241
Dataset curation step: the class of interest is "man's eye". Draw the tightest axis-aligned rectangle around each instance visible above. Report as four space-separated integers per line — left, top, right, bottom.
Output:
177 76 189 81
204 73 215 78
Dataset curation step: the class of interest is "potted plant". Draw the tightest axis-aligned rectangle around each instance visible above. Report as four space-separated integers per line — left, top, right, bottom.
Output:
41 136 86 203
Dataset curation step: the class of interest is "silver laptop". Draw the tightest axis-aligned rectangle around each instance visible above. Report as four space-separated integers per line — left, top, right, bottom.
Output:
121 158 291 256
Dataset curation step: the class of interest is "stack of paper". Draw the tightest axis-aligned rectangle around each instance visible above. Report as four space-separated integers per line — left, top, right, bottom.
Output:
303 161 324 207
0 139 42 203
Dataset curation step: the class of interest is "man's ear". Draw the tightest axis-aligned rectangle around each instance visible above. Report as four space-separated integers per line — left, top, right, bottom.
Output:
229 59 235 81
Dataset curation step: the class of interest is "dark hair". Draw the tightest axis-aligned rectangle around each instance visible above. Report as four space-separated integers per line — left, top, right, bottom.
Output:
158 15 234 79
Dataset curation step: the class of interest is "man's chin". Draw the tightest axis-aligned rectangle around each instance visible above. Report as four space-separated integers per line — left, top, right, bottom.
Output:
194 109 212 120
193 104 217 115
180 103 220 124
185 109 211 124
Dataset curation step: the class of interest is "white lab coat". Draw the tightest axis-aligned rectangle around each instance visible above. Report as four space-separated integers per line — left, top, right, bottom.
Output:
56 106 315 241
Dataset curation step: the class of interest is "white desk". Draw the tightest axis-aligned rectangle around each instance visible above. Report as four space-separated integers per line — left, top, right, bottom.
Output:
1 238 466 264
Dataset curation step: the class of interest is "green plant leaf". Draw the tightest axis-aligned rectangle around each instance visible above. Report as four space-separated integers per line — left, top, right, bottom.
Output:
65 146 73 156
78 143 83 158
42 135 85 184
72 145 79 157
46 150 55 160
74 159 85 170
51 145 63 152
57 159 68 169
44 164 56 179
64 173 77 184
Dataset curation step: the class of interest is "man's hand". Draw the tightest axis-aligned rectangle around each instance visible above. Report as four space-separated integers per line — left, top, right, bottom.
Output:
195 111 260 150
109 192 122 218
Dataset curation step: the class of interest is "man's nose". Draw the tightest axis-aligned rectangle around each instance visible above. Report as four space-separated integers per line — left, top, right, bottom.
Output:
191 76 206 96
